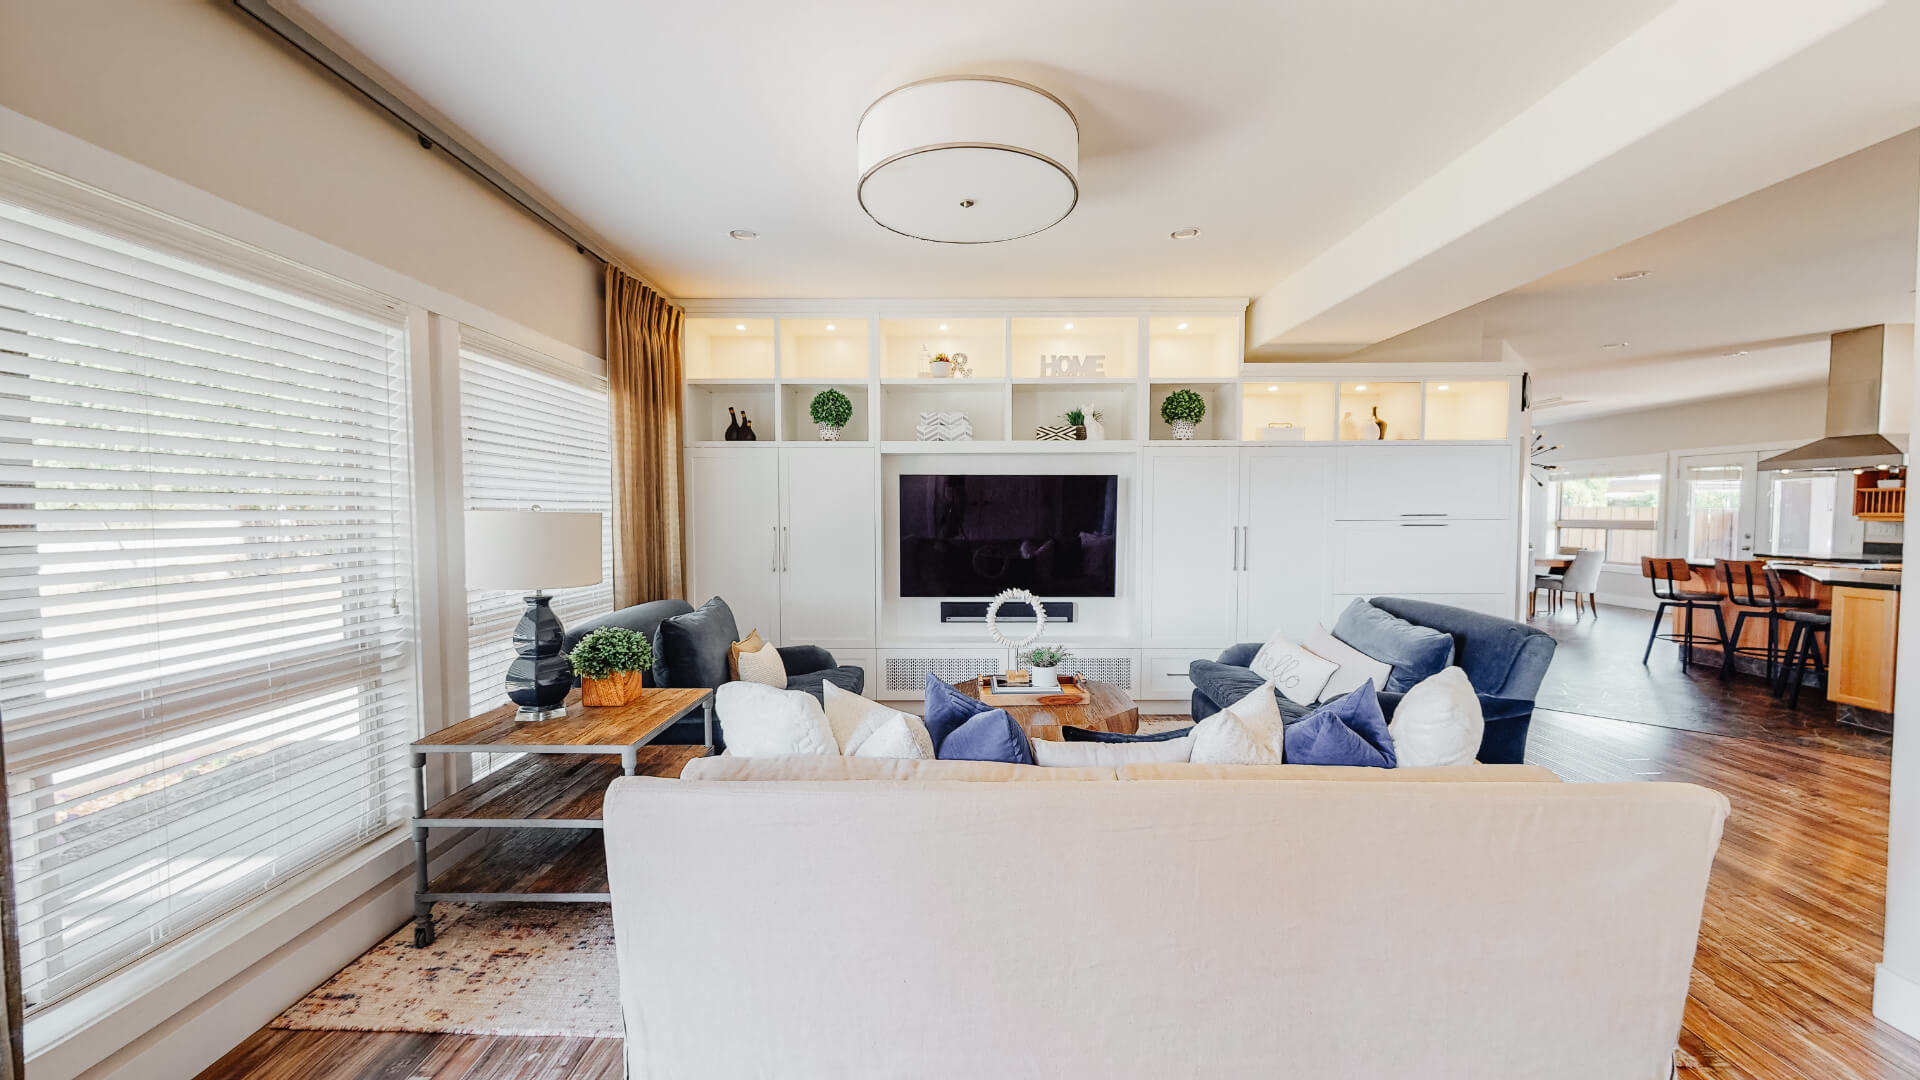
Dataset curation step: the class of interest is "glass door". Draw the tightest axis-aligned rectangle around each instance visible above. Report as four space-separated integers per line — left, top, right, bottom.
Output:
1673 453 1760 562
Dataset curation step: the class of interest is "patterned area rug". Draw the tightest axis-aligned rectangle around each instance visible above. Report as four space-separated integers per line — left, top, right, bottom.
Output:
273 902 622 1037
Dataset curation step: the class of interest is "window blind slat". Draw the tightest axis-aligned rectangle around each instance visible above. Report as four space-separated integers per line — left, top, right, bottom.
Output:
0 196 416 1012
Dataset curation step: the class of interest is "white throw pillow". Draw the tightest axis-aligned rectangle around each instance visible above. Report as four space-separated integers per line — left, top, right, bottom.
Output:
731 632 788 688
823 682 935 759
1031 735 1193 768
1188 681 1287 765
1306 624 1395 702
715 681 837 757
1387 666 1484 767
1247 631 1339 706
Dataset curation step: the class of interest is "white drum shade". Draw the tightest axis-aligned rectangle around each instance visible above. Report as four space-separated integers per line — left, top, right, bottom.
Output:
857 76 1079 244
466 509 603 590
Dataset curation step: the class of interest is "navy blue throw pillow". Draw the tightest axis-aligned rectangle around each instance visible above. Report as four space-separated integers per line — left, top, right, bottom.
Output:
1283 680 1395 768
937 707 1034 765
922 672 993 753
1061 724 1193 743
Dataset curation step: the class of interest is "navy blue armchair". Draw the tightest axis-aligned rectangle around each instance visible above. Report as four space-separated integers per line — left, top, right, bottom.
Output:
1188 597 1556 765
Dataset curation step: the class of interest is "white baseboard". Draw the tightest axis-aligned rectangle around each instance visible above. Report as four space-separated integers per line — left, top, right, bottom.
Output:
1875 963 1920 1038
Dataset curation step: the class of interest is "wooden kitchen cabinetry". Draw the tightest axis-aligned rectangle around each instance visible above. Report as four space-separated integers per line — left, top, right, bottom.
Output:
1828 585 1900 712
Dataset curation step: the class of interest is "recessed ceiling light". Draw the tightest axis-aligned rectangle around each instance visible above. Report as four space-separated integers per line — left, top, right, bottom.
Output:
1177 322 1189 330
1064 322 1074 330
1267 385 1279 392
1354 384 1367 391
1436 384 1450 391
938 323 949 331
729 229 758 240
1170 228 1201 240
1600 342 1629 350
825 324 836 332
1612 270 1651 281
735 323 746 331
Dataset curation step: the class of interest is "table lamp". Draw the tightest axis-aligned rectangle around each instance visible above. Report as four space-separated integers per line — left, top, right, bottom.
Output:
466 508 603 721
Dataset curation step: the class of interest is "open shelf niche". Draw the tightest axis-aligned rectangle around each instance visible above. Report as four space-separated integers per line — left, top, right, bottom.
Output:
1241 381 1335 442
781 382 871 442
1012 381 1136 442
778 318 870 379
1148 316 1240 379
686 318 775 379
1010 317 1138 379
687 382 775 442
1337 381 1422 441
1149 381 1237 441
880 317 1006 379
1422 380 1511 440
881 383 1007 442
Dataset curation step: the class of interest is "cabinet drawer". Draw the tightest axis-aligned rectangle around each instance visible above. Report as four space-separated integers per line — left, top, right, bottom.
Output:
1142 650 1221 699
1330 520 1514 594
1333 445 1513 520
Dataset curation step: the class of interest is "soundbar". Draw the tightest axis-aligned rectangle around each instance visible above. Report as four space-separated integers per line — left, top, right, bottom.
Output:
940 600 1075 623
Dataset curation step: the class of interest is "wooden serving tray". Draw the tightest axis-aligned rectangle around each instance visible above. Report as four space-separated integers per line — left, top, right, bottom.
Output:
978 680 1090 708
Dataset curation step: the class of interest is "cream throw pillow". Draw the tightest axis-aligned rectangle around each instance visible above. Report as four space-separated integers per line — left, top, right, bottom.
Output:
1031 735 1193 768
1248 631 1339 706
1306 624 1394 702
715 681 836 757
1386 666 1484 766
823 682 935 759
1188 680 1286 765
729 630 787 688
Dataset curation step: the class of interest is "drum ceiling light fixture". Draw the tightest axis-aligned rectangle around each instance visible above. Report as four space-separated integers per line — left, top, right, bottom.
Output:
857 76 1079 244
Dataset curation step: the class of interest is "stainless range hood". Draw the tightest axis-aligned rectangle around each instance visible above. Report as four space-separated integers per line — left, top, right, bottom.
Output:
1757 325 1911 472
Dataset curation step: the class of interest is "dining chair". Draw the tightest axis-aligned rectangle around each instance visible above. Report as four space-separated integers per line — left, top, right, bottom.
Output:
1641 556 1726 669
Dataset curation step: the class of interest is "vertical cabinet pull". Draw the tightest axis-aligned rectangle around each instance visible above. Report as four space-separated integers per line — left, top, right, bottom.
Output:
782 526 791 571
772 525 780 571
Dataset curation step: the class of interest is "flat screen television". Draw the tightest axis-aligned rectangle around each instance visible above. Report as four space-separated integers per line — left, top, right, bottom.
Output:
898 474 1119 597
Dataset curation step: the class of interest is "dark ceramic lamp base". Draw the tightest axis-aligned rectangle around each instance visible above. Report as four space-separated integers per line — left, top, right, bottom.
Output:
505 593 571 721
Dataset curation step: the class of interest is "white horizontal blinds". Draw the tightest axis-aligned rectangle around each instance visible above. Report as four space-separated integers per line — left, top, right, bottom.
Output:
0 199 417 1011
459 348 613 724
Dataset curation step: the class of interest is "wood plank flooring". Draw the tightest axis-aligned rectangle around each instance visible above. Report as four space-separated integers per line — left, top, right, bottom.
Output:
199 639 1920 1079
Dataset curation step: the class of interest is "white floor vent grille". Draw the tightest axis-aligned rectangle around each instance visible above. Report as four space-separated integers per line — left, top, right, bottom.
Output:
883 655 1005 695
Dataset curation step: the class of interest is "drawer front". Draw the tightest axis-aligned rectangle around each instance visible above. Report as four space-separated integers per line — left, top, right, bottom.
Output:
1333 444 1513 520
1331 520 1515 595
1142 650 1222 699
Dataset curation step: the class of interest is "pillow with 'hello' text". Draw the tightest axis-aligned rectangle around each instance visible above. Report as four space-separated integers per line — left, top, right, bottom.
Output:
1248 631 1339 707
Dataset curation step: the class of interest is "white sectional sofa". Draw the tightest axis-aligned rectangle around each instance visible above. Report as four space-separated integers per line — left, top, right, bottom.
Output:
604 759 1728 1079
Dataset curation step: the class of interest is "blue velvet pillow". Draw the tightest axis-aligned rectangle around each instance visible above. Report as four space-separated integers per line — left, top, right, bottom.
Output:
1062 724 1193 743
923 672 994 752
937 708 1035 765
1283 680 1396 768
1332 598 1454 693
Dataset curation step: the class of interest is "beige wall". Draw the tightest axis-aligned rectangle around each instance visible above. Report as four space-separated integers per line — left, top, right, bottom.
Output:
1540 382 1828 461
0 0 603 356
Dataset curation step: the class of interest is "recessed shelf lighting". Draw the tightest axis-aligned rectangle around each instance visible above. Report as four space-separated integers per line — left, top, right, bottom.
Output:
938 323 949 331
1724 349 1750 357
1600 342 1629 350
825 324 836 332
1612 269 1651 281
1354 384 1367 391
729 229 758 240
1436 384 1450 391
1177 322 1189 330
1064 322 1074 330
1267 385 1279 392
735 323 746 331
1170 228 1201 240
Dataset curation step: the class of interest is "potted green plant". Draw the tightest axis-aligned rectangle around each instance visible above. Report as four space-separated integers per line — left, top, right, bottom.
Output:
1063 407 1089 440
1025 644 1070 692
809 388 854 441
1160 388 1206 440
929 352 953 378
568 626 653 707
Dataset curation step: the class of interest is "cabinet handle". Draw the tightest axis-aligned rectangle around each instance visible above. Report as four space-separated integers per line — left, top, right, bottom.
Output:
1240 526 1250 572
1399 522 1448 528
1400 512 1447 517
771 525 780 571
781 526 791 571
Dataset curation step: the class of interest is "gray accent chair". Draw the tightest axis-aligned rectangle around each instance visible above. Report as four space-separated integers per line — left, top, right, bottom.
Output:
1188 597 1556 764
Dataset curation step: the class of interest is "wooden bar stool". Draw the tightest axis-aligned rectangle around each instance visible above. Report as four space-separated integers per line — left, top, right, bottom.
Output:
1640 556 1727 670
1715 560 1819 684
1773 609 1830 711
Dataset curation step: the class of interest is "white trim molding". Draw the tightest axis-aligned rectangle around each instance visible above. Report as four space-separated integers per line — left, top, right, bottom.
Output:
1875 962 1920 1039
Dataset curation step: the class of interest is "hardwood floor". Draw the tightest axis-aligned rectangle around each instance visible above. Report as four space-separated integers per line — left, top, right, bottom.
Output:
199 648 1920 1079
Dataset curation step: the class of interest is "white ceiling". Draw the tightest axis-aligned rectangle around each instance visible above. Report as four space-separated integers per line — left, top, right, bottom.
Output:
293 0 1672 299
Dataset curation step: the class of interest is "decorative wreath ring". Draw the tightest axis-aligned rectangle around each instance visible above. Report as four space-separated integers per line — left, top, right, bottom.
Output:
984 587 1047 651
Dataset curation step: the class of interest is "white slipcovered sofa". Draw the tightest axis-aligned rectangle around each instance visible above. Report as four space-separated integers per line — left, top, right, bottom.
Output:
604 758 1727 1079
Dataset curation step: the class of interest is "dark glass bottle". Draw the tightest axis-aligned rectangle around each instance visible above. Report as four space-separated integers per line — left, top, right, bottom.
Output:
724 407 741 441
740 412 758 441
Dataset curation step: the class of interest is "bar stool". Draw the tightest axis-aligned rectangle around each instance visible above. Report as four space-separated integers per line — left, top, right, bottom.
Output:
1640 556 1727 670
1773 609 1830 711
1715 560 1820 683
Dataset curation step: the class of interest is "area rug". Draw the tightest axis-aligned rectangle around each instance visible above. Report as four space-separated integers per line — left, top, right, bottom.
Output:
272 902 622 1037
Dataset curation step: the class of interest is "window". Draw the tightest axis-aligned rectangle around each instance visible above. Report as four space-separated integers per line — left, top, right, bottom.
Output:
0 199 416 1010
1553 473 1660 565
459 345 613 733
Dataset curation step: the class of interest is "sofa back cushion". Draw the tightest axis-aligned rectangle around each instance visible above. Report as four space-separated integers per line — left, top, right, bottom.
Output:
1369 596 1556 700
1332 598 1454 692
653 596 740 689
1032 735 1194 769
679 755 1115 782
1114 762 1559 782
561 599 693 686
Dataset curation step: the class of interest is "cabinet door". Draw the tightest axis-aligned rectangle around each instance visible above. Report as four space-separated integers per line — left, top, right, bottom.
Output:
779 446 878 651
1329 520 1515 595
686 448 782 641
1240 447 1332 639
1144 448 1240 644
1333 444 1513 520
1828 585 1898 711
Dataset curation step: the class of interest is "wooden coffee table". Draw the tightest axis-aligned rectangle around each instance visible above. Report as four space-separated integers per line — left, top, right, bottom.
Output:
953 677 1139 741
408 686 713 945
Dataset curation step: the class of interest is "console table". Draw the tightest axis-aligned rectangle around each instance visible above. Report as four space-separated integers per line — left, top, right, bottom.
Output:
408 686 713 946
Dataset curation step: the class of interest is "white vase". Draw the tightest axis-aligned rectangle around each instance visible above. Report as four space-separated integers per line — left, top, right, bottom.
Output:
1340 411 1359 440
929 360 952 378
818 424 841 441
1170 419 1196 441
1084 413 1106 441
1029 665 1060 691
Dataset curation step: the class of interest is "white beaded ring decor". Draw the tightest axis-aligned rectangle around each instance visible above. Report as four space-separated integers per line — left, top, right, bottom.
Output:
984 587 1047 651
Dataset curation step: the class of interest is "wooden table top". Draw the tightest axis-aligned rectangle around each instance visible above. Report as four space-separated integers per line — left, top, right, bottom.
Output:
1535 556 1572 569
953 677 1139 741
415 687 712 753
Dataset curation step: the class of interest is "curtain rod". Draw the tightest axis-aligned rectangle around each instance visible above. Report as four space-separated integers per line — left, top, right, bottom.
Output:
230 0 668 298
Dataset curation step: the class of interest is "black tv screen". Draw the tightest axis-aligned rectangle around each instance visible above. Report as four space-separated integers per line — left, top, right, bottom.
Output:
899 474 1119 597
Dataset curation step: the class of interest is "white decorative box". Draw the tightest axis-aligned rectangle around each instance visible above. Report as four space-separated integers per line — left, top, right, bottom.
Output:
1259 423 1307 442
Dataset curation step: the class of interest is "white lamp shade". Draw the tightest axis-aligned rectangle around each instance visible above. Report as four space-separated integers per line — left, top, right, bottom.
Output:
465 510 603 591
857 76 1078 244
